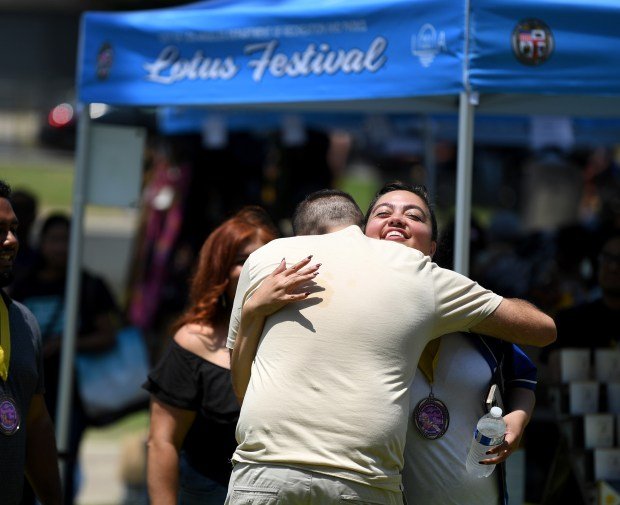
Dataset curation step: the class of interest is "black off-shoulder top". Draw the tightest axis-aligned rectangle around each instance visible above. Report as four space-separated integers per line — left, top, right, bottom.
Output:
143 341 240 486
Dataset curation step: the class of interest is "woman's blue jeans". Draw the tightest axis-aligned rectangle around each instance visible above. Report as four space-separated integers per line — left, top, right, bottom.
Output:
178 453 228 505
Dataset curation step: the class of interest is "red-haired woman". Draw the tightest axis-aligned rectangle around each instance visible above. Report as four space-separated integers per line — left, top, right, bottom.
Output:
143 207 278 505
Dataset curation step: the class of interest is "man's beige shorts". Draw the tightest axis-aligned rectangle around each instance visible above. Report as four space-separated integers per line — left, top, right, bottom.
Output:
225 463 403 505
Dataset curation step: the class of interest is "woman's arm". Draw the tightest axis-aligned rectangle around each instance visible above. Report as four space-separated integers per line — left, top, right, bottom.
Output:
483 388 535 464
231 304 269 405
231 257 320 403
146 398 196 505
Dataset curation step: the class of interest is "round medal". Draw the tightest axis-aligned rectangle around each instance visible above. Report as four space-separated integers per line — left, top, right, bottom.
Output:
412 395 449 440
0 396 20 436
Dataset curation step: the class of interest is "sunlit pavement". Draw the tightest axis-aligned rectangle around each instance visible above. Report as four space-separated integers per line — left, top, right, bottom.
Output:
77 434 124 505
76 423 150 505
76 436 529 505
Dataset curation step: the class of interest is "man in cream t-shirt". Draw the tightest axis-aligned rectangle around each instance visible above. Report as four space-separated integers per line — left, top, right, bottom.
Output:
226 189 555 505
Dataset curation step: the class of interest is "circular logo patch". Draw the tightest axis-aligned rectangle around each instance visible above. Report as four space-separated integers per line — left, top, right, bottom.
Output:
412 396 449 440
0 396 20 436
96 43 114 81
512 19 554 66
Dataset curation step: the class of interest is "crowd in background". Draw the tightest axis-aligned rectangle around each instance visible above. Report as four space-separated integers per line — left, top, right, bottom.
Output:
4 129 619 505
126 135 618 368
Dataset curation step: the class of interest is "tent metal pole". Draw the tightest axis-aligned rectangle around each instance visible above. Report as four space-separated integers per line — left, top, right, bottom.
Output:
56 104 91 486
423 115 436 205
453 91 475 275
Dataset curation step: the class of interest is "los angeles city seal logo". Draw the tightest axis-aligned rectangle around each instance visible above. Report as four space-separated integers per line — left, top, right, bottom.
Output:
96 42 114 80
511 19 554 66
0 396 20 435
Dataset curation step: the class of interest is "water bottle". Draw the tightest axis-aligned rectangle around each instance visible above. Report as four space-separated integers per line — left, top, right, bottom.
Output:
465 406 506 478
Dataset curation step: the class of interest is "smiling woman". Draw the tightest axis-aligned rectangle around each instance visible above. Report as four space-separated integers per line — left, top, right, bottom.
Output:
360 180 540 505
364 181 438 257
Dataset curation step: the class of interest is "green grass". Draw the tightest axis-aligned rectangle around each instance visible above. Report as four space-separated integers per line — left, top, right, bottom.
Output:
1 161 74 211
1 158 137 219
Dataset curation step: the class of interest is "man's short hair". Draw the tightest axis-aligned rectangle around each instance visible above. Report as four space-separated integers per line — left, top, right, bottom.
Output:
292 189 364 236
0 180 12 201
364 181 438 242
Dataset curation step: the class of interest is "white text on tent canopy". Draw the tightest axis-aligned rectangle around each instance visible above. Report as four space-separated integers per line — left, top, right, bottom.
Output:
143 37 387 85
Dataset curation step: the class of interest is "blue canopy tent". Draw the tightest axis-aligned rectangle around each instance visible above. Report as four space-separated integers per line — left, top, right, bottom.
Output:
62 0 620 480
75 0 620 277
62 0 470 479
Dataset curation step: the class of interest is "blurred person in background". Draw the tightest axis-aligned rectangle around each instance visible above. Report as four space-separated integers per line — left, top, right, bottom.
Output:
0 180 62 505
577 147 620 231
528 232 620 505
126 143 193 366
143 207 278 505
10 213 121 505
546 224 597 311
473 210 532 300
542 231 620 359
6 189 39 291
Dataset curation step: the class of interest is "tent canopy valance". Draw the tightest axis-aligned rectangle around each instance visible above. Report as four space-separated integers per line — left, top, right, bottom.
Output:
78 0 620 117
78 0 465 108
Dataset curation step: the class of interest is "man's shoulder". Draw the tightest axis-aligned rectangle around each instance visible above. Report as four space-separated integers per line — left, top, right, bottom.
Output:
248 225 431 272
5 293 37 325
8 297 37 323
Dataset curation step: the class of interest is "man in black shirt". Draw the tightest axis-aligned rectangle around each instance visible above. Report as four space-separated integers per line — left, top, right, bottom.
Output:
0 179 62 505
550 232 620 352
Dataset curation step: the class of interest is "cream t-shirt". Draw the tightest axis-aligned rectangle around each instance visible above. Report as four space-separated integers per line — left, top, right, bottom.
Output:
227 226 502 493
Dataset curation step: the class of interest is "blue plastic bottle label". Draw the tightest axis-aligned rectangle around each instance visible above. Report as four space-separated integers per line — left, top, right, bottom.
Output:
473 428 504 446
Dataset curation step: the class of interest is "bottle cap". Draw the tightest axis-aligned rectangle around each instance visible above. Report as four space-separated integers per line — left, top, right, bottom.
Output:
490 406 503 418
